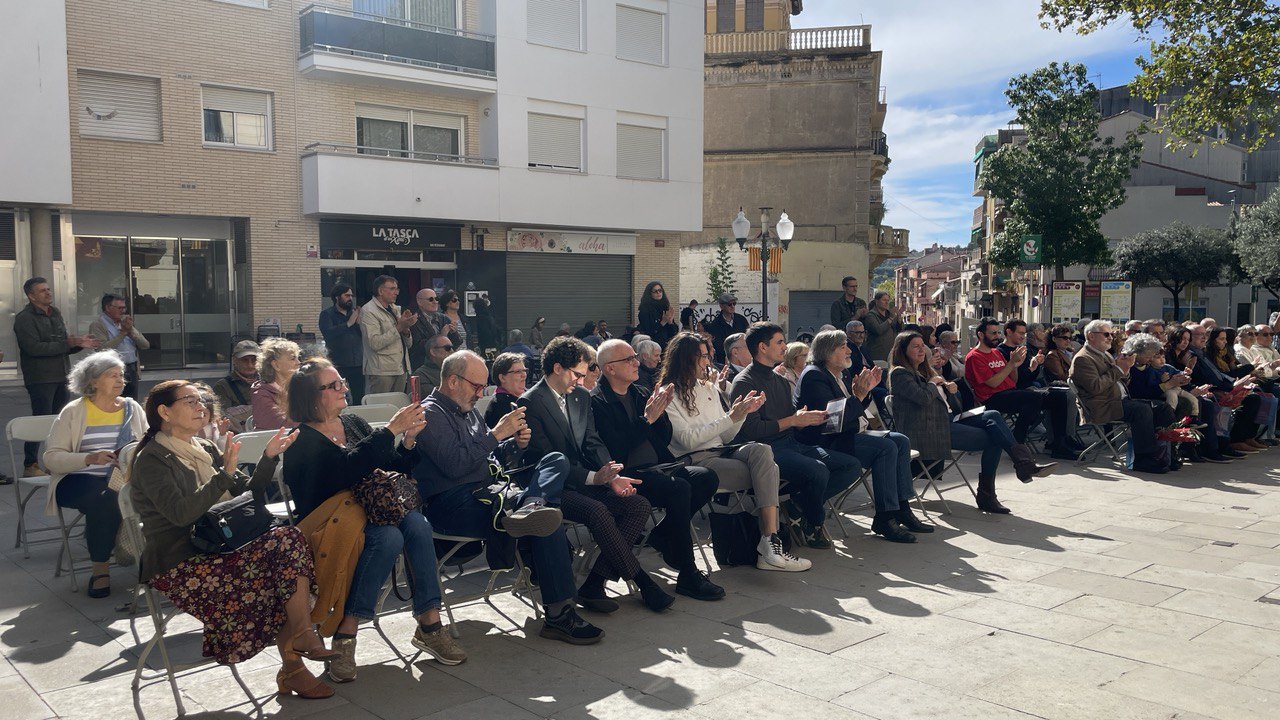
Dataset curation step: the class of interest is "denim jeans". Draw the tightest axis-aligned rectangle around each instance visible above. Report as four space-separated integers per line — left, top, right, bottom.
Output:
769 434 862 525
847 431 913 512
425 452 576 606
950 410 1015 477
345 510 442 620
54 472 120 563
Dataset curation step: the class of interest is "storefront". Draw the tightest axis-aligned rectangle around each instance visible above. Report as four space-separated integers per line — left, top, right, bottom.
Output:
503 230 635 337
318 219 461 307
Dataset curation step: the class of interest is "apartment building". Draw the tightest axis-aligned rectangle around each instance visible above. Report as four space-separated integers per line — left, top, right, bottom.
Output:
0 0 703 373
681 0 908 336
892 244 967 326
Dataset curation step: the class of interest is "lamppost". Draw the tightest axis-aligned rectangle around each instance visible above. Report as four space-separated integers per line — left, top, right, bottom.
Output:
732 206 794 321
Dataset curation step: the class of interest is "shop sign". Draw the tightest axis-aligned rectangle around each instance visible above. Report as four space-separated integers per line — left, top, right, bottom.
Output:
1050 281 1083 323
505 230 636 256
319 221 461 251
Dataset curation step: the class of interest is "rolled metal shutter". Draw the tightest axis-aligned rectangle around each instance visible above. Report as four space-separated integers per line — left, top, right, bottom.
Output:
527 0 582 50
77 70 162 142
507 254 633 339
787 290 837 339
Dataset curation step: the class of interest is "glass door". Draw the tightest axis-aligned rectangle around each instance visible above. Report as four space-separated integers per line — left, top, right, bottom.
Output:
129 238 184 368
180 239 233 365
125 237 234 368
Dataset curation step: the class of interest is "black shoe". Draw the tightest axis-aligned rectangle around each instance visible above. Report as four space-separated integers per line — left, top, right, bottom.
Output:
0 473 12 486
870 514 916 543
1221 447 1248 458
539 606 604 645
975 491 1012 514
635 575 675 612
897 505 934 533
1049 447 1079 461
1201 452 1232 464
1132 458 1168 474
803 524 833 550
675 569 725 601
575 593 620 614
1066 437 1088 453
1264 438 1280 447
87 574 111 599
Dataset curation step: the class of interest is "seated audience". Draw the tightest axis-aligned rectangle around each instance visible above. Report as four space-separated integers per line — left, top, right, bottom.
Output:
44 350 147 598
413 333 454 396
724 332 752 376
774 341 809 392
1124 333 1229 464
1042 323 1075 384
660 332 809 571
284 359 464 683
1188 324 1268 452
416 350 603 645
251 337 301 431
485 352 529 428
797 330 931 543
212 340 259 432
889 333 1055 515
636 338 662 391
130 381 333 698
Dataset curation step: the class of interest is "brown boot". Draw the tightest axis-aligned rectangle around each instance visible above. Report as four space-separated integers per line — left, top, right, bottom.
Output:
975 473 1011 514
1008 444 1057 483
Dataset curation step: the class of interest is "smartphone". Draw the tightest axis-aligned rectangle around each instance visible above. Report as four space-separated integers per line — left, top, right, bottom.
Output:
410 375 421 404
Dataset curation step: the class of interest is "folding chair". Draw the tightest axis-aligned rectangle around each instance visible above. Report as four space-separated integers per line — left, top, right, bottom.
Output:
231 430 294 522
1066 379 1131 466
117 484 258 717
7 415 88 588
825 466 874 538
341 404 399 424
913 449 982 517
362 391 410 408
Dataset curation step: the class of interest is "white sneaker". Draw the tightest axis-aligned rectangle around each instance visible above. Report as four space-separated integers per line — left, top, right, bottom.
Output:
756 534 812 572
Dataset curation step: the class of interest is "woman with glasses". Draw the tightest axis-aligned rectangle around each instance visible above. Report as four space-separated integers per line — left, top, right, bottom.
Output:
485 352 530 428
637 281 675 345
251 337 302 431
129 381 333 697
439 289 468 350
283 359 465 683
1042 323 1076 384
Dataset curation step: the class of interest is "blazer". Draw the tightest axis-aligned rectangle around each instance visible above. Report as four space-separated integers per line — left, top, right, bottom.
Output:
521 378 610 491
130 436 277 581
794 365 867 448
888 366 961 463
1069 344 1128 424
590 381 676 469
1043 348 1071 383
359 299 410 377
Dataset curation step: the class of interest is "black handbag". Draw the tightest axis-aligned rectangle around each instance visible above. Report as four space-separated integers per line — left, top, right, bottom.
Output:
709 511 762 567
190 491 277 554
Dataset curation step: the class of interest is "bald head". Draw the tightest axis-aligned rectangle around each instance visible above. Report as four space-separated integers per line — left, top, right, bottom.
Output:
596 339 632 365
416 288 439 313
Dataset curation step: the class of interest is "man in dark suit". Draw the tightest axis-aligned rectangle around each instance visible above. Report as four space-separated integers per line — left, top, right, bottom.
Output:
522 337 678 613
591 340 724 601
704 293 748 365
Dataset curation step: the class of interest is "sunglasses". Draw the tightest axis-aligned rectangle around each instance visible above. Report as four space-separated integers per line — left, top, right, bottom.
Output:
588 363 600 372
1091 331 1114 338
434 344 454 352
424 297 439 303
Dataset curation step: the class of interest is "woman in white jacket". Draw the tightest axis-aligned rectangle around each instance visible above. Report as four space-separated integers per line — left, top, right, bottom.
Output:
660 332 810 572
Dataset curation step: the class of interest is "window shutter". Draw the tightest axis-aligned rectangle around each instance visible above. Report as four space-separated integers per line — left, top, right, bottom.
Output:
715 0 734 32
412 110 463 131
616 124 663 179
528 113 583 170
616 6 665 64
528 0 582 50
202 86 270 116
77 70 162 142
745 0 764 30
356 104 412 123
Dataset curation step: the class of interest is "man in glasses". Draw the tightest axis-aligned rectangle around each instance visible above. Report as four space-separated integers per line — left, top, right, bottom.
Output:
415 350 604 645
1070 319 1175 473
360 274 415 396
412 333 453 395
704 292 748 366
831 275 868 328
590 340 725 602
318 283 365 405
409 288 452 371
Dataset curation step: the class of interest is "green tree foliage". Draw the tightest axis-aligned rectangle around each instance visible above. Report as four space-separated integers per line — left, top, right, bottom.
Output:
1111 222 1232 318
706 237 738 302
1234 192 1280 301
876 278 895 298
981 62 1144 278
1040 0 1280 151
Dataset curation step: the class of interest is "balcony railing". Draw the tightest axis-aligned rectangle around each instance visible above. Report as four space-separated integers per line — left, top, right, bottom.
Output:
871 131 889 162
303 142 497 167
299 4 495 78
705 25 871 55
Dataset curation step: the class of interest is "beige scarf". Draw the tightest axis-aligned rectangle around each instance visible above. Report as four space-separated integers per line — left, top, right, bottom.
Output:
156 432 219 489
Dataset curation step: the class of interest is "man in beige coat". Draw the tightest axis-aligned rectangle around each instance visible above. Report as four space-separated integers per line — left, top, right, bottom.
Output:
87 293 150 399
359 275 415 397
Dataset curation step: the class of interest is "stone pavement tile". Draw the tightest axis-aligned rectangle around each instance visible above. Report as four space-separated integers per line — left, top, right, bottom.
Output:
726 604 883 654
1223 560 1280 585
1142 507 1263 529
414 695 540 720
0 597 113 647
970 670 1186 720
1030 567 1181 606
982 545 1151 577
1192 542 1280 564
0 675 56 720
1164 522 1280 548
551 687 707 720
336 662 488 720
43 670 208 719
1101 664 1280 720
697 679 876 720
583 645 758 709
943 597 1109 643
833 673 1038 720
10 636 137 693
684 631 886 701
1127 564 1278 600
1093 525 1211 552
1064 512 1186 534
1190 621 1280 658
1102 541 1240 573
1075 625 1266 681
1236 656 1280 694
835 613 997 653
0 655 17 678
944 552 1062 582
935 571 1084 610
1242 520 1280 536
1158 588 1280 630
1053 595 1219 640
176 661 348 717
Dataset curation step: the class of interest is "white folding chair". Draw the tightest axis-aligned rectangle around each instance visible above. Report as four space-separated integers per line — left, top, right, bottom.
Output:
1066 379 1131 466
7 416 89 588
362 391 410 408
341 404 399 424
117 484 258 717
230 430 294 522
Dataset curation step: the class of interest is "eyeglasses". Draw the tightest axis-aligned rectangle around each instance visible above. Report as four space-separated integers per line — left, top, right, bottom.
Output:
1090 331 1114 338
1261 331 1274 337
170 394 204 408
651 289 664 295
1242 331 1256 336
434 344 454 352
501 368 528 376
567 368 588 382
606 354 641 365
1053 335 1070 341
588 363 600 372
455 375 487 394
424 297 439 303
319 377 349 393
722 302 736 307
849 331 866 336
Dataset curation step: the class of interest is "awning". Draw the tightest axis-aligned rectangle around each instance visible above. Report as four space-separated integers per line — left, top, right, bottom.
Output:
931 285 946 300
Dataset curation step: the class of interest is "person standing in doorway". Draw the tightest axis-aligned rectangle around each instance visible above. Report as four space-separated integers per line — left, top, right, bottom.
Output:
318 283 365 405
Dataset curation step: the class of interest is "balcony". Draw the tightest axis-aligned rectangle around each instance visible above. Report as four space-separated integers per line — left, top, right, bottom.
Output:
870 225 910 260
302 142 498 221
298 5 496 96
705 25 871 56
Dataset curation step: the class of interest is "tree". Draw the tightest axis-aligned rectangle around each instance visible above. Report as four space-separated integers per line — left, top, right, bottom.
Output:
876 278 895 298
981 62 1144 279
706 237 738 302
1039 0 1280 152
1234 191 1280 302
1111 222 1233 319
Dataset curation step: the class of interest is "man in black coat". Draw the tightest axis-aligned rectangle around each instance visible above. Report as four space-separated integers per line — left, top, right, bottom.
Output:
704 292 748 365
590 340 723 601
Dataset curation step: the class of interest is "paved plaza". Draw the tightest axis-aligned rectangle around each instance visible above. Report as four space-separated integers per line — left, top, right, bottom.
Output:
4 380 1280 719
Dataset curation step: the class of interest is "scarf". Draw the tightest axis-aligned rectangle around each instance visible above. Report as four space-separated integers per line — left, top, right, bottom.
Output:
156 432 219 489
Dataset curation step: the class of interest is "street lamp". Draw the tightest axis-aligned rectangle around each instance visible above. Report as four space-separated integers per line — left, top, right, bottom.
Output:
732 206 794 321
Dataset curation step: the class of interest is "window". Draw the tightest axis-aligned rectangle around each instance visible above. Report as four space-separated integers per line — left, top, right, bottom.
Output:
353 0 457 27
616 5 665 64
528 0 582 50
616 123 664 180
202 86 271 149
745 0 764 30
355 104 463 160
77 70 162 142
528 113 583 171
715 0 734 33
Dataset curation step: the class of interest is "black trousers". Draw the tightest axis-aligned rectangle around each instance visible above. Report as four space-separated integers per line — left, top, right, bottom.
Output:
1230 394 1263 442
983 389 1068 448
122 362 140 400
55 472 121 563
1122 399 1175 455
25 382 69 466
633 465 718 574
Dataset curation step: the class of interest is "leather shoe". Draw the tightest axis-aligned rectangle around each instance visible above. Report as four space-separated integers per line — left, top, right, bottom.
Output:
1200 452 1232 464
675 570 725 601
1049 447 1079 461
576 594 620 614
871 514 916 543
1221 447 1248 458
1132 458 1168 474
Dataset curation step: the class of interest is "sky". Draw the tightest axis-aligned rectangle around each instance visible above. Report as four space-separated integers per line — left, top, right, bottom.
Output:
794 0 1149 251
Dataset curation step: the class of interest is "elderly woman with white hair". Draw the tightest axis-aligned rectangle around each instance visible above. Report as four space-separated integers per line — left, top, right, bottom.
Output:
43 350 148 597
251 337 302 431
636 338 662 391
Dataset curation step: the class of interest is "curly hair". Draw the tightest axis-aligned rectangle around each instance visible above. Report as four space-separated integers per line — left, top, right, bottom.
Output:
67 350 126 396
541 336 592 376
257 337 301 385
656 331 712 415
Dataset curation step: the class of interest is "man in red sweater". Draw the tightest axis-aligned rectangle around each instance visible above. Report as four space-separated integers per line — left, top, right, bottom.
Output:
965 317 1078 460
